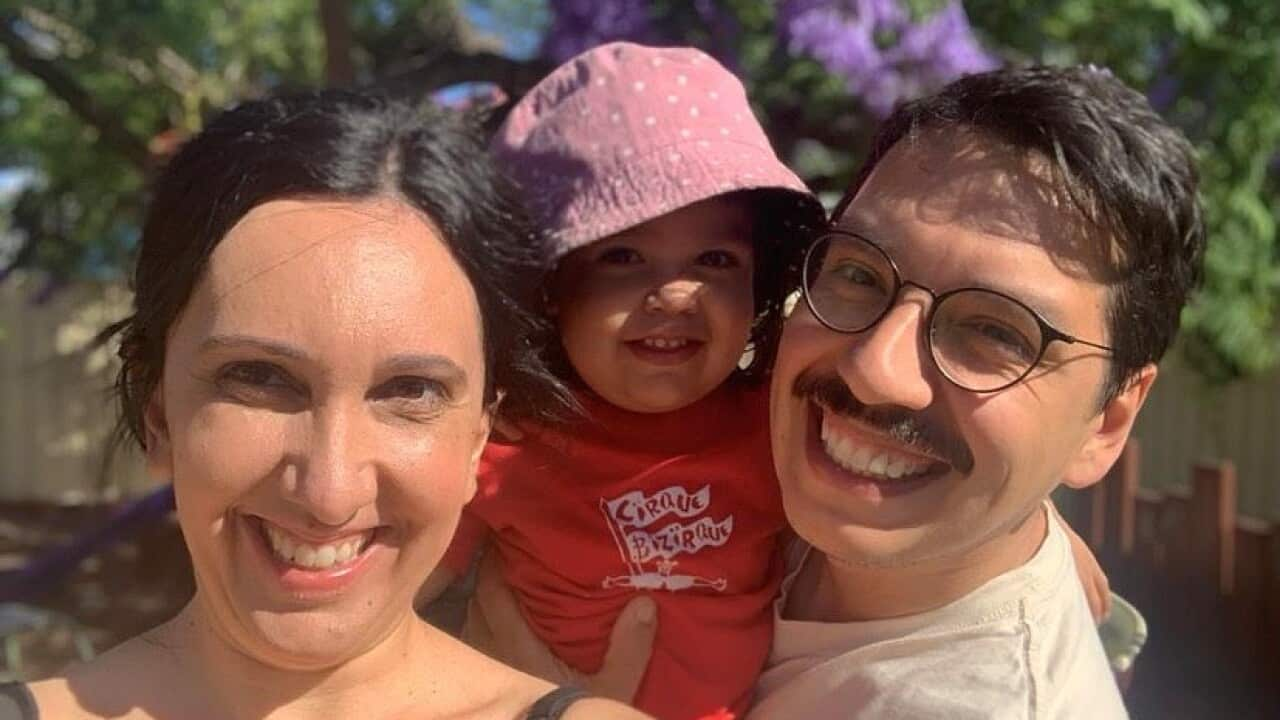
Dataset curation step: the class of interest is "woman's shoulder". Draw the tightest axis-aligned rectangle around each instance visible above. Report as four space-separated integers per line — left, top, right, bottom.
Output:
22 627 183 720
558 696 652 720
446 645 650 720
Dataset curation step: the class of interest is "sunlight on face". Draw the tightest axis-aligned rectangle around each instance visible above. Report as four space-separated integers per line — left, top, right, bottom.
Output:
144 198 492 669
552 197 756 413
772 135 1117 572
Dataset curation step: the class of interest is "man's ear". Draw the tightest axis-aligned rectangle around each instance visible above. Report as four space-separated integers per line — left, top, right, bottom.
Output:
143 386 174 481
1062 364 1157 490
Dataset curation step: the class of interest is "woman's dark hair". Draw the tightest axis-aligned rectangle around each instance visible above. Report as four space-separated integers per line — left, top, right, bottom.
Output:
108 89 573 449
831 65 1206 403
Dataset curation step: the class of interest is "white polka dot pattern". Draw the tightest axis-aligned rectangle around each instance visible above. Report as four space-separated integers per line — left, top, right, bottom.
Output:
490 42 819 259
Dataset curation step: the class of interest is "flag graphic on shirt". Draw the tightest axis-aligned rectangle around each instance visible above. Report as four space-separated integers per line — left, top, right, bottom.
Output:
599 485 732 592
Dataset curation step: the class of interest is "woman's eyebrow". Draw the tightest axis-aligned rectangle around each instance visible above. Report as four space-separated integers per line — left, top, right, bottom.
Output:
199 334 308 360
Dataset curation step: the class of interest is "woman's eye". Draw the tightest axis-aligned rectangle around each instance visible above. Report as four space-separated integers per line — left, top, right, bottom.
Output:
371 376 449 405
597 247 643 265
697 249 742 269
215 361 304 408
219 362 292 389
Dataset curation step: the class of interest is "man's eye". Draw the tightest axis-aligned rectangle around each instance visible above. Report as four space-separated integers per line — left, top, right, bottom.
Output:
597 247 643 265
697 249 742 268
833 262 882 288
370 376 449 404
968 320 1037 359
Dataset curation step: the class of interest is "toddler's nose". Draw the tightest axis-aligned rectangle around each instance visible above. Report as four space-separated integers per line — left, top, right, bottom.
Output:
645 279 701 314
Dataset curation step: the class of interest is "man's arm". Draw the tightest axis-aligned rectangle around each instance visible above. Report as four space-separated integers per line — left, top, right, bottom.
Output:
1049 503 1112 622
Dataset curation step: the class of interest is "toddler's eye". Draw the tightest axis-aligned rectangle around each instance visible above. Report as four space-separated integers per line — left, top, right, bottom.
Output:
697 249 742 268
597 247 643 265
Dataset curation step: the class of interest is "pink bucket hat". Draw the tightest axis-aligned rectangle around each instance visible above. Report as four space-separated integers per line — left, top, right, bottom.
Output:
493 42 819 260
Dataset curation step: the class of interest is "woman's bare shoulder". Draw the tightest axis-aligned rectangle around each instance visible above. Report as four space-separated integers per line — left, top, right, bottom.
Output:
440 646 652 720
561 697 654 719
25 629 182 719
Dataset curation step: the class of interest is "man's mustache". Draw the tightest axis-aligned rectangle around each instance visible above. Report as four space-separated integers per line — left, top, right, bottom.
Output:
793 371 975 474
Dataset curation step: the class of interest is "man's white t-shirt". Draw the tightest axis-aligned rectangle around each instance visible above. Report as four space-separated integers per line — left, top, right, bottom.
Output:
750 505 1128 719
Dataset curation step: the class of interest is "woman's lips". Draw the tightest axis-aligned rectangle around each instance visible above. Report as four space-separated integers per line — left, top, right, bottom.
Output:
245 516 383 597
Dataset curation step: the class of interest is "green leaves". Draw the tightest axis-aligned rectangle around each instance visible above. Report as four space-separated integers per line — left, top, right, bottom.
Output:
965 0 1280 384
1 0 1277 387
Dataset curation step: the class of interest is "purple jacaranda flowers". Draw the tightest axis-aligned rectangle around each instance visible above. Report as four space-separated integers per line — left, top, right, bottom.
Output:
540 0 658 63
780 0 998 116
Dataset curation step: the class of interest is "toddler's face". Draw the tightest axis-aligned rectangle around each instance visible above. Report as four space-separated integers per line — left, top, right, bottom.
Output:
552 197 756 413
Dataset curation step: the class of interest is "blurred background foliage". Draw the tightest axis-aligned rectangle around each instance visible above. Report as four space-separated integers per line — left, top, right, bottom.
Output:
1 0 1277 385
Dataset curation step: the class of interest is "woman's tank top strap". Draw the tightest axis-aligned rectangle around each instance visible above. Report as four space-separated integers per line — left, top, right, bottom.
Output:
0 683 38 720
525 686 589 720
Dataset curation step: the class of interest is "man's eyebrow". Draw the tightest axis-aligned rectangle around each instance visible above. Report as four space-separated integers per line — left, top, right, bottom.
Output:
831 212 880 241
831 213 1075 329
199 334 308 360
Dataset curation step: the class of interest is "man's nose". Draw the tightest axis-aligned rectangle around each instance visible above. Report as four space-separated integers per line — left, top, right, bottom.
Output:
286 406 377 527
836 296 935 410
644 277 702 315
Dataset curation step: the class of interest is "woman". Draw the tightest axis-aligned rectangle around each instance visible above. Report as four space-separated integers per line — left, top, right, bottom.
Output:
4 90 649 720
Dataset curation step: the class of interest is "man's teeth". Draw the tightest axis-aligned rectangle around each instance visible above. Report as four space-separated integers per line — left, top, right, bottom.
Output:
820 418 932 481
640 337 690 350
263 523 370 570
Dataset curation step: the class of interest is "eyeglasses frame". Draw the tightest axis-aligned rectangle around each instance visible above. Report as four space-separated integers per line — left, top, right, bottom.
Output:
799 229 1116 393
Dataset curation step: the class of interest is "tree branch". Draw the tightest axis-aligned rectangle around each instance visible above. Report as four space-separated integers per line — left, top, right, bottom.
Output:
318 0 354 87
374 47 552 101
0 13 150 169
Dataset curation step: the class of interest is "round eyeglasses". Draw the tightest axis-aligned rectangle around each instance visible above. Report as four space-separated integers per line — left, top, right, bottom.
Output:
800 230 1115 393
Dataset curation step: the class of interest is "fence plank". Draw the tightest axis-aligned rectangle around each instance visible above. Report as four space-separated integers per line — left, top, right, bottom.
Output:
1191 462 1238 595
1232 518 1276 673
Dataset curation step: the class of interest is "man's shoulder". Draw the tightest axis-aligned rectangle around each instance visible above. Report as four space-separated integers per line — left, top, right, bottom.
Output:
755 597 1040 719
756 600 1126 720
758 529 1127 720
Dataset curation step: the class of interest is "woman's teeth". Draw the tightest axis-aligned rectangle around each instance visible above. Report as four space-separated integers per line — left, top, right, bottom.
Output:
263 523 371 570
820 417 932 481
640 337 690 350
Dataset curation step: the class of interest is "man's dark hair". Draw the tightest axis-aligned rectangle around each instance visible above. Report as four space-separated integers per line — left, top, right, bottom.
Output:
108 89 573 449
833 65 1206 402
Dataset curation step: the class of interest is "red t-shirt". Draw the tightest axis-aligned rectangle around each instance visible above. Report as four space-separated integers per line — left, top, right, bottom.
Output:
444 383 787 720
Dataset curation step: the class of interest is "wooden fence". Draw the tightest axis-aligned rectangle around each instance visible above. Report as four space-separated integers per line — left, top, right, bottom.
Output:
1070 439 1280 715
0 276 148 503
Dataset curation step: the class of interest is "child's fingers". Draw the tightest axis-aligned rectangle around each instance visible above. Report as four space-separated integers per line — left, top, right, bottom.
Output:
589 596 657 703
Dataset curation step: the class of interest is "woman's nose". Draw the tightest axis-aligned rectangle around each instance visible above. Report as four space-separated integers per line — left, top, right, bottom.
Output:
285 407 377 526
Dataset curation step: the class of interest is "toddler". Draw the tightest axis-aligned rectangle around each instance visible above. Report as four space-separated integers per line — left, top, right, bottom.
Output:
435 42 822 720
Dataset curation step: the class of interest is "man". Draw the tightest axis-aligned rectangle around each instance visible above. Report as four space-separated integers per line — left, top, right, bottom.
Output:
753 65 1202 718
465 65 1203 719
